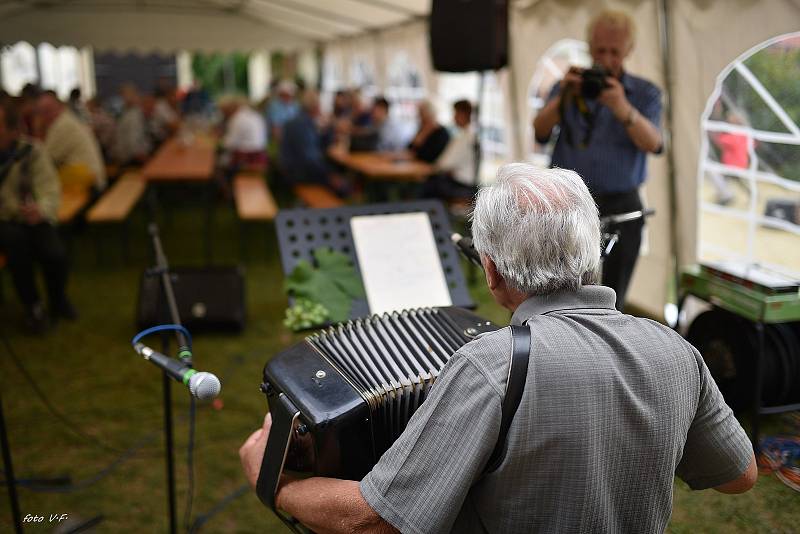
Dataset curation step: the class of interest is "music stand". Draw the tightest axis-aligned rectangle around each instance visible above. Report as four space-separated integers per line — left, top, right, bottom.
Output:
274 200 474 319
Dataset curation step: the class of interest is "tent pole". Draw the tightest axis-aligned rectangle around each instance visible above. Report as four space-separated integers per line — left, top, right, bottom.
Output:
504 6 524 160
657 0 682 324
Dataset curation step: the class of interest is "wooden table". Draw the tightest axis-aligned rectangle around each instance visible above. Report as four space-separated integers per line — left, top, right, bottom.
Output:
141 135 218 261
328 148 434 183
142 136 216 182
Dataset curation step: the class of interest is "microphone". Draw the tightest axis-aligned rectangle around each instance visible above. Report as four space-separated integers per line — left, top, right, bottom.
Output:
134 343 221 401
452 233 483 267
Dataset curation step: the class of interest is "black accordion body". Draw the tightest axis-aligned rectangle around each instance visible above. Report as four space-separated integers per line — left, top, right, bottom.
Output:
256 306 497 516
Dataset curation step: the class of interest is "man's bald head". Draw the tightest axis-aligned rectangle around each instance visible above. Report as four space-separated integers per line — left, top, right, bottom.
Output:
586 10 635 77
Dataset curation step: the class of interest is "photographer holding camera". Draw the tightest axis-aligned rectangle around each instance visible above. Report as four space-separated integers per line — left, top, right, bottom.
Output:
533 9 662 311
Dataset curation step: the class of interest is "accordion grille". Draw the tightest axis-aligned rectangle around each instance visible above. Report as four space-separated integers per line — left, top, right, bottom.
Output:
307 308 471 443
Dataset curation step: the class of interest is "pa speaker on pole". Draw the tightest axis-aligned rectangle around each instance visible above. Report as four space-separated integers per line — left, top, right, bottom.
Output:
429 0 509 73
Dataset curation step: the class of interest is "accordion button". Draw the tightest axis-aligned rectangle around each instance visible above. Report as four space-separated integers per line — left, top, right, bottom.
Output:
315 370 327 379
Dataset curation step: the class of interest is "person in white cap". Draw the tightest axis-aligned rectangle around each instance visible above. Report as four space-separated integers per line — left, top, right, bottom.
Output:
266 80 299 142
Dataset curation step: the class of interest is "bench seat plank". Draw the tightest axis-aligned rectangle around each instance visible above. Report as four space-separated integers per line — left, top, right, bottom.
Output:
293 184 344 209
58 188 91 223
234 175 278 221
86 173 146 223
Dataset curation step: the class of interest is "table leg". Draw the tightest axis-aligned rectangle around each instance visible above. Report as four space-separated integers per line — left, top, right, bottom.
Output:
204 181 214 264
750 321 765 452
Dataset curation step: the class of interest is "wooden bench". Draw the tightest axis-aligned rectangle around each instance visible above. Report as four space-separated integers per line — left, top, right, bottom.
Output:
233 174 279 258
293 184 344 209
86 172 147 262
233 174 278 221
87 172 146 223
58 188 91 224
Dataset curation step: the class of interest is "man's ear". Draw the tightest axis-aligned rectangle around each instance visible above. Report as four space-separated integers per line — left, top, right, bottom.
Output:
482 255 501 290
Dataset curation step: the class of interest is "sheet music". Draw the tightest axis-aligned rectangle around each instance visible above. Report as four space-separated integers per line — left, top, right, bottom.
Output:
351 212 452 315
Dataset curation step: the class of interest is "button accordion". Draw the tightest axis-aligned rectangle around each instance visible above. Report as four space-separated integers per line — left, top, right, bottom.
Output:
255 306 497 521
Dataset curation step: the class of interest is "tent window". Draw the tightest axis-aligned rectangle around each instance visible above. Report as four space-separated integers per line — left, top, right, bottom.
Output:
385 51 425 126
2 42 88 99
1 42 39 95
526 39 591 167
349 56 377 100
698 33 800 278
436 71 509 182
38 44 82 100
321 54 345 113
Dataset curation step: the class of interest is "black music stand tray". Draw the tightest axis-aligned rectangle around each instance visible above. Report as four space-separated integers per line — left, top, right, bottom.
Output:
275 200 474 318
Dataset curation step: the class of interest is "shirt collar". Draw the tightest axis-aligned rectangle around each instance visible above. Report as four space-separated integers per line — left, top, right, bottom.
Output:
510 285 618 325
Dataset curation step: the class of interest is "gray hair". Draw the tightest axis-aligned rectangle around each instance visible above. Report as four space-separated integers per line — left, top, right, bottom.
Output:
471 163 601 295
587 9 636 50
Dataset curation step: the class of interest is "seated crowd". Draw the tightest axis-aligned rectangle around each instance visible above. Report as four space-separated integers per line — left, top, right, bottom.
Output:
0 81 192 333
269 82 479 202
0 79 477 333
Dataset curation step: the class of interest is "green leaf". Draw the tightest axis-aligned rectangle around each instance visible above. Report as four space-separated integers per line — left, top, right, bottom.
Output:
314 247 366 299
283 248 365 324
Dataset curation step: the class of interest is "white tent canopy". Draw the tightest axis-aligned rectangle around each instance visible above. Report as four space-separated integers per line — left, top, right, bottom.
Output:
0 0 429 53
1 0 798 319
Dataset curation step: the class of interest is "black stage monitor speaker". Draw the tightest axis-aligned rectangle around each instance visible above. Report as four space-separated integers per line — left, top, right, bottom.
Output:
430 0 509 72
137 266 246 333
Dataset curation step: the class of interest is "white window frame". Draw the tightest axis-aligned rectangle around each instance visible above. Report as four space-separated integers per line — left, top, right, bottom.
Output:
697 32 800 278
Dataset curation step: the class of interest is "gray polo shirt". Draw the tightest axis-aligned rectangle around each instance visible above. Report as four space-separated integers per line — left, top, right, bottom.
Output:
360 286 752 533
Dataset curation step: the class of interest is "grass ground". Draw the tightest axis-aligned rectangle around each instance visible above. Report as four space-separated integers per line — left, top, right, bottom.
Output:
0 197 797 533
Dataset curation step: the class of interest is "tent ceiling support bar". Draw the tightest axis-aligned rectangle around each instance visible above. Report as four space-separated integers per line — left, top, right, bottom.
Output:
657 0 681 311
506 8 524 161
251 0 373 30
347 0 420 17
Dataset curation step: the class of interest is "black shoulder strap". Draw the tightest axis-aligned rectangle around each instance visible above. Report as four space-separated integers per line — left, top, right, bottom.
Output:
483 324 531 474
17 142 34 199
0 141 32 186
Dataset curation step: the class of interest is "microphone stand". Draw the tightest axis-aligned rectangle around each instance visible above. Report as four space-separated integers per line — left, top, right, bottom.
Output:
146 223 192 534
0 391 23 534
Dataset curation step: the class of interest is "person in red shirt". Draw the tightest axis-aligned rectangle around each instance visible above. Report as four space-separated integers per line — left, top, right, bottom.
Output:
708 111 750 205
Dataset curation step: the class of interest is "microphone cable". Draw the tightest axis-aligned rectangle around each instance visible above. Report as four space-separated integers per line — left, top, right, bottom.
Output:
184 396 196 532
0 325 196 496
3 424 162 493
187 484 249 533
131 323 193 354
187 351 252 533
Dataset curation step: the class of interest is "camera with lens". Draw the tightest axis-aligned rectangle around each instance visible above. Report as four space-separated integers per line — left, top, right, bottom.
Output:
580 66 609 99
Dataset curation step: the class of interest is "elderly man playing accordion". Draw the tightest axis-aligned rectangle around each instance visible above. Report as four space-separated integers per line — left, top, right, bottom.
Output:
240 163 756 534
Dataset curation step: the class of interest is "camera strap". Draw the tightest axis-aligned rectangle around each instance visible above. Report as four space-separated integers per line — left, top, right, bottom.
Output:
560 92 597 150
575 96 598 149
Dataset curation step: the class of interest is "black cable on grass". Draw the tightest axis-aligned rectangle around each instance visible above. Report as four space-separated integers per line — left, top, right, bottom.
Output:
0 329 124 454
188 484 249 533
11 424 161 493
0 329 182 494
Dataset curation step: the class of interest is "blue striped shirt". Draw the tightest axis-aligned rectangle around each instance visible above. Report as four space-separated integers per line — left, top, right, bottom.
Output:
543 72 662 195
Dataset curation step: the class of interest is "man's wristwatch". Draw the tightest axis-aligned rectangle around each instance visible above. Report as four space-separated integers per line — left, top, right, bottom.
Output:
623 106 637 128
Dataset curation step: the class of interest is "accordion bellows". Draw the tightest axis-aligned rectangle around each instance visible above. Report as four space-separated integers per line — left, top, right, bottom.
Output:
261 307 497 481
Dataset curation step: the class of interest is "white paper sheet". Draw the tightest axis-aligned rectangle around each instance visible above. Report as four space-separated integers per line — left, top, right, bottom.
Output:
351 212 452 315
